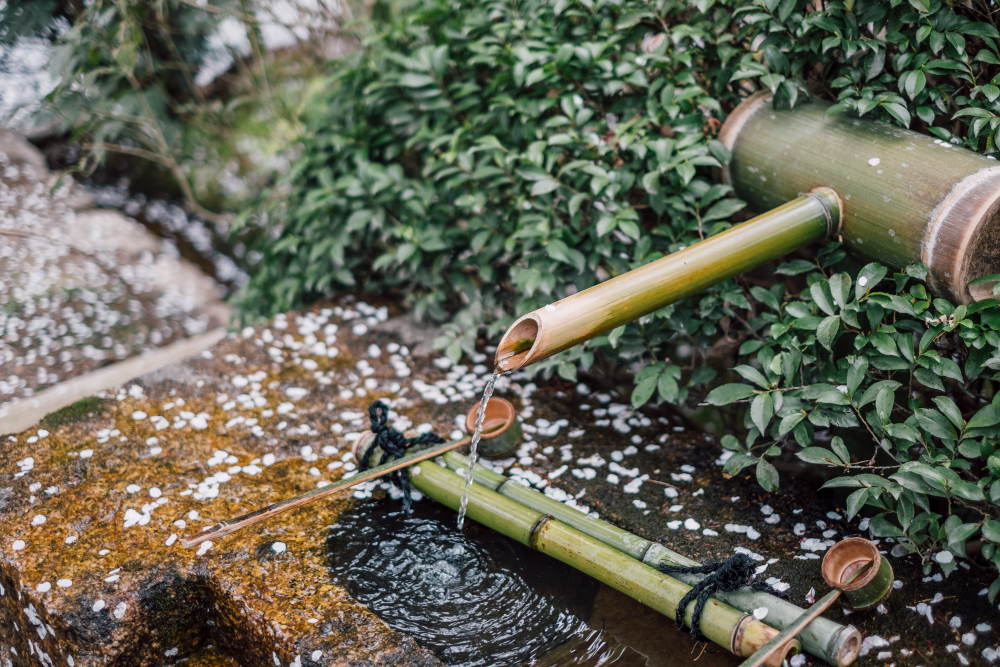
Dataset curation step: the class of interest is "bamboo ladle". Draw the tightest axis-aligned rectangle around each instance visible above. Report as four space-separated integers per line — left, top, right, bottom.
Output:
179 420 509 548
738 538 893 667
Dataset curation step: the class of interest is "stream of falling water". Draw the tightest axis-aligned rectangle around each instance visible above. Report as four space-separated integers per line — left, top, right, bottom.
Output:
456 369 500 530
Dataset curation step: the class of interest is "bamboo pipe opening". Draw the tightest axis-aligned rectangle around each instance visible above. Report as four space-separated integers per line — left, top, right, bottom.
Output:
497 315 540 372
735 616 801 667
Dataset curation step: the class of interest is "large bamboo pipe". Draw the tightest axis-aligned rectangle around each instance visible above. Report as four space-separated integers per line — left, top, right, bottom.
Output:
407 460 799 666
720 91 1000 303
441 451 862 667
495 190 841 371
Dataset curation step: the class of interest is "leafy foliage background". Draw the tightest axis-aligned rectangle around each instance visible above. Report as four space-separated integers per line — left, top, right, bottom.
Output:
233 0 1000 592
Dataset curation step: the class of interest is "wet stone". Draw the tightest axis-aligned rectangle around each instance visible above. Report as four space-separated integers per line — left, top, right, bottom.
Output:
0 299 449 667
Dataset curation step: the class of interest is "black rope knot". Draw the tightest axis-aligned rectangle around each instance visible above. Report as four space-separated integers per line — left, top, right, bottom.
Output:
358 400 445 511
658 553 787 640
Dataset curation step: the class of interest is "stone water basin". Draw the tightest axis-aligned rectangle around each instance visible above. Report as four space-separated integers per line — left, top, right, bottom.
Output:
0 299 733 667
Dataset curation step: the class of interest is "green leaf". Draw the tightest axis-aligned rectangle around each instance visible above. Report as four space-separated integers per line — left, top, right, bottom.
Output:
631 373 659 408
856 263 888 299
701 198 746 222
775 260 816 276
817 315 840 350
778 412 805 437
531 179 560 195
756 458 779 492
858 380 902 408
914 367 945 391
932 396 964 430
750 392 774 435
734 364 770 389
828 273 852 309
723 452 756 476
658 373 680 403
946 521 980 557
810 281 836 316
797 447 844 466
870 332 898 356
399 73 436 88
846 487 871 520
705 383 758 405
847 357 869 396
967 403 1000 429
984 519 1000 544
876 386 894 423
831 436 850 463
915 408 958 441
751 286 780 312
800 383 852 405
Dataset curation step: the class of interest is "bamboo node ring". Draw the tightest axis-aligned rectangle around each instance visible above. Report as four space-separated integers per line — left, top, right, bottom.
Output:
803 188 841 237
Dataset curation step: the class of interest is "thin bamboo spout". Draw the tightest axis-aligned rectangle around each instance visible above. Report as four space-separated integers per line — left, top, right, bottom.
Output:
497 189 841 372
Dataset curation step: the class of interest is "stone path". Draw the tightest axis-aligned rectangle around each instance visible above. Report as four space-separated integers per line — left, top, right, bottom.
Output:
1 298 997 667
0 131 231 434
0 329 226 436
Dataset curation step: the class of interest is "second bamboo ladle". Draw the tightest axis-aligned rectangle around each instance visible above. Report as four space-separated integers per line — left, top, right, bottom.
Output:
738 538 893 667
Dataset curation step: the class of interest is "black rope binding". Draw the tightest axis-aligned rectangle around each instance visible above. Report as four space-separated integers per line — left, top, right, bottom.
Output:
359 400 445 511
658 553 787 641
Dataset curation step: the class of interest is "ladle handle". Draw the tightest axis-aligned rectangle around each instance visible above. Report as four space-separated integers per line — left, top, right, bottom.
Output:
179 434 477 548
738 556 875 667
737 589 842 667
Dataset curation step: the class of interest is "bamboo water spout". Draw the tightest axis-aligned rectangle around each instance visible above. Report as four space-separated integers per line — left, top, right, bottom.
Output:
496 190 841 372
720 91 1000 303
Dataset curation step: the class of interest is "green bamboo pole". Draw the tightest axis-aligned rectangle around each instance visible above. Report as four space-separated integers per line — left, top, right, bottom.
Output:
441 451 862 667
719 91 1000 304
408 461 799 666
495 190 840 372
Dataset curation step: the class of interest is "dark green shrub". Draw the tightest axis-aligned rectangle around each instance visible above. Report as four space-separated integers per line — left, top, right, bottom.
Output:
236 0 1000 592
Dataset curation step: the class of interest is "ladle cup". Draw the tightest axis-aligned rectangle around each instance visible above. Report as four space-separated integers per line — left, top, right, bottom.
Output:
737 538 892 667
464 397 522 460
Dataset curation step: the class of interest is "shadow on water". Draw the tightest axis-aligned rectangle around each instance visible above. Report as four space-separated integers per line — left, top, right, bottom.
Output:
326 499 738 667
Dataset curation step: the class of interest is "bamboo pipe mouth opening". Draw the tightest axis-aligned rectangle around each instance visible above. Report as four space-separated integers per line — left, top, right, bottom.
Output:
768 639 800 667
736 617 800 667
496 314 541 372
831 629 862 667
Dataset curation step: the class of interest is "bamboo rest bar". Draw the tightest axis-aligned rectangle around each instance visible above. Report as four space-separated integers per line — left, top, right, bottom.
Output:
440 451 861 667
496 190 841 372
407 460 799 667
